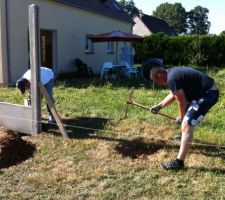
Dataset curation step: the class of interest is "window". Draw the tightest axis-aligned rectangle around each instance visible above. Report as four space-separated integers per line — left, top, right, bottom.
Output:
85 35 94 53
107 41 114 54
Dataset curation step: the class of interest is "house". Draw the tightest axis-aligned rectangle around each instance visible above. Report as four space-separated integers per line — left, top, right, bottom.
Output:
132 11 176 37
0 0 133 86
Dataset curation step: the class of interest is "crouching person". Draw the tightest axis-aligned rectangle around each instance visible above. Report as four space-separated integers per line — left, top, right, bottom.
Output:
16 67 56 123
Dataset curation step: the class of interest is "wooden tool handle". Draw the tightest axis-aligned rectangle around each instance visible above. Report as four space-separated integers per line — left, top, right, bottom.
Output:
127 100 176 121
39 83 68 137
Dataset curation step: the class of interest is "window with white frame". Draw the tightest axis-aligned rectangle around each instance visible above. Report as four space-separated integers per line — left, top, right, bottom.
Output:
107 41 114 54
85 35 94 53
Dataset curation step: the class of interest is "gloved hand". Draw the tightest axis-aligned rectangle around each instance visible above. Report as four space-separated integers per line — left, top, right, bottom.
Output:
150 104 161 114
175 116 182 124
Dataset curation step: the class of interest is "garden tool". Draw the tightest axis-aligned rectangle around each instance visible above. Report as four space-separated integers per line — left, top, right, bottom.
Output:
124 88 176 121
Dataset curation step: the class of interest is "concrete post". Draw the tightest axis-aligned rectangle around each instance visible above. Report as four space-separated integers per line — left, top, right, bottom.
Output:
0 0 9 86
29 4 41 134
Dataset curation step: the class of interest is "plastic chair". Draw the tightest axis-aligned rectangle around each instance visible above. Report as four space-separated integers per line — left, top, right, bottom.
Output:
100 61 115 79
120 61 138 78
120 54 133 66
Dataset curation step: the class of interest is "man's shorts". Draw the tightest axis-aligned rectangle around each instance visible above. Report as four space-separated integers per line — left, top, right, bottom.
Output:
183 90 219 126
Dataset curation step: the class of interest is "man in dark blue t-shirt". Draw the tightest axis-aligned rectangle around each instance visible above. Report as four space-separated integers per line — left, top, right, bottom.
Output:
144 66 219 170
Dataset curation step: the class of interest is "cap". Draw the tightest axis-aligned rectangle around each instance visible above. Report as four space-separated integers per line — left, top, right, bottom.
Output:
141 58 163 80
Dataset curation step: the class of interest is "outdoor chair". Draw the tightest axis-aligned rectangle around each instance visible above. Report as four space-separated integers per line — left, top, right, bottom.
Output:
74 58 94 78
100 61 116 79
120 61 138 78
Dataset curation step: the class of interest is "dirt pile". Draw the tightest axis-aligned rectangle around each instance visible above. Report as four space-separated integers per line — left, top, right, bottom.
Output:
0 127 36 169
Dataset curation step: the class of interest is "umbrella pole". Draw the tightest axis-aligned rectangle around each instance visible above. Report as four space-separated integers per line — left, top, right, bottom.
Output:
115 42 118 64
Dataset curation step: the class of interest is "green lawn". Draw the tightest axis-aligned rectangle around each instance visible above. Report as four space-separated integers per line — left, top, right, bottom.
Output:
0 68 224 199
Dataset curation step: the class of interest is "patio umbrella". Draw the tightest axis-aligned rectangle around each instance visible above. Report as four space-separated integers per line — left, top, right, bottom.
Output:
88 31 143 64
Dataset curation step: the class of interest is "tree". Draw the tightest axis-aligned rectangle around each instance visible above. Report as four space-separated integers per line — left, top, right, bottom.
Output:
187 6 210 35
153 3 187 35
118 0 125 7
118 0 139 17
220 31 225 36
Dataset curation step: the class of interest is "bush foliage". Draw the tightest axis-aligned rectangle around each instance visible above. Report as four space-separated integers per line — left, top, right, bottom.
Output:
135 33 225 68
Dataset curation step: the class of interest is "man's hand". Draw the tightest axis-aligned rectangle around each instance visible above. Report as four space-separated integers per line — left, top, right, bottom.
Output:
175 116 182 124
150 104 161 114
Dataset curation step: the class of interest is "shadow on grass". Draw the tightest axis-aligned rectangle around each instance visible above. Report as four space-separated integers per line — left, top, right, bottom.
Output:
191 144 225 159
42 116 110 139
64 117 109 138
187 167 225 174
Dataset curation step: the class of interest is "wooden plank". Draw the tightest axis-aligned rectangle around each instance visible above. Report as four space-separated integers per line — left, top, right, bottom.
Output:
0 103 33 134
39 83 68 137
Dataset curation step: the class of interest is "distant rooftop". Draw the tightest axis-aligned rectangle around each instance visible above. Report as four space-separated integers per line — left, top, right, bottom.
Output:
138 13 176 36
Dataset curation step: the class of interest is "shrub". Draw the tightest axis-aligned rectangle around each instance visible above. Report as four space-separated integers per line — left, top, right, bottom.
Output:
135 33 225 68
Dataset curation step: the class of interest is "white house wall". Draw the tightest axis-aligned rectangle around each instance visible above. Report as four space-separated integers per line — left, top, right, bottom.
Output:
5 0 132 84
132 16 151 37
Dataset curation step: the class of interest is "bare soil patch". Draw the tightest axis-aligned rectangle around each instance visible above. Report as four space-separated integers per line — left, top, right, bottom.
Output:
115 137 167 159
0 127 36 169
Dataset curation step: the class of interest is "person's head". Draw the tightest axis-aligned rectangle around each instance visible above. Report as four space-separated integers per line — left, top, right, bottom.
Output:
142 63 160 80
16 78 30 94
150 67 167 85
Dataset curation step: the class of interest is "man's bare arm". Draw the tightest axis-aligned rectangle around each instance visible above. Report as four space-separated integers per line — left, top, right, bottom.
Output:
173 89 188 118
160 92 176 109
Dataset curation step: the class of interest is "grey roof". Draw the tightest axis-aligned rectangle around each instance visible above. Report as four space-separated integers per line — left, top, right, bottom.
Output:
51 0 133 24
140 14 176 36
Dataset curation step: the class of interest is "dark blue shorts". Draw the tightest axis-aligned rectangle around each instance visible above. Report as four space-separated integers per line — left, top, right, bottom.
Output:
183 90 219 126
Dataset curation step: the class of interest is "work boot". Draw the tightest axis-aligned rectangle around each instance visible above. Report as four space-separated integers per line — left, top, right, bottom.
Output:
171 135 182 141
161 159 184 170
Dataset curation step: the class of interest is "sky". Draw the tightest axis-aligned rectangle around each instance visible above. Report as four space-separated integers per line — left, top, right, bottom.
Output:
132 0 225 34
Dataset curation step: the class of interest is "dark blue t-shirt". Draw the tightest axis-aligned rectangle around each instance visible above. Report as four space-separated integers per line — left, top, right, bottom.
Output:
167 67 214 102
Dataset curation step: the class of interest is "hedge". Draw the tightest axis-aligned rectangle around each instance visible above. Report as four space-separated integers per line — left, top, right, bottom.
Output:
135 33 225 68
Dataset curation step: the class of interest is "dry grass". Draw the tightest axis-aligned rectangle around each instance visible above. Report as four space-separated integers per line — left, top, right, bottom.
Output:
0 124 224 199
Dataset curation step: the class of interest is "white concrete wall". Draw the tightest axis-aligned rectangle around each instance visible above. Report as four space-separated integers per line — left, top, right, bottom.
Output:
132 16 151 37
0 103 33 134
3 0 132 84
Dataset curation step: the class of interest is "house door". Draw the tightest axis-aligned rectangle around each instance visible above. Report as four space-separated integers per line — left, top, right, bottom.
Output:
40 30 54 69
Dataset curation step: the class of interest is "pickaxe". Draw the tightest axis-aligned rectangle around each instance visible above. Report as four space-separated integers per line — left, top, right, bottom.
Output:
124 88 176 121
